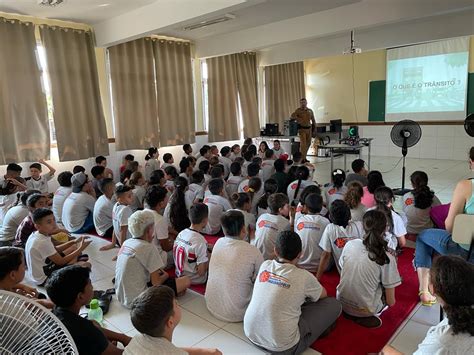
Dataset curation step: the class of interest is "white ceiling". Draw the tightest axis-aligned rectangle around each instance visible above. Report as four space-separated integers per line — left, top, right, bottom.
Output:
161 0 361 40
0 0 156 24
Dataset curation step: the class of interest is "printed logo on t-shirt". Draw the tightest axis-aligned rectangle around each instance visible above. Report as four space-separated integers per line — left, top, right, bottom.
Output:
328 188 336 195
259 270 290 289
243 185 250 192
334 237 356 249
290 183 298 190
258 220 278 231
405 198 414 206
296 221 321 231
118 245 136 257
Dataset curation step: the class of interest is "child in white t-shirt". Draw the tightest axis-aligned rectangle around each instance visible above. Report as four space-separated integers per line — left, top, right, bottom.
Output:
256 179 278 218
203 179 232 235
337 210 401 328
230 192 256 242
272 140 285 159
344 181 367 222
218 146 232 178
0 191 36 246
295 194 330 272
316 200 364 280
238 162 260 193
115 210 190 308
129 172 146 212
145 185 174 268
103 185 134 251
161 153 175 171
261 150 276 182
144 147 160 181
185 171 205 208
294 185 328 228
254 193 291 260
173 203 209 285
229 144 241 161
324 169 348 209
52 172 73 224
287 166 317 206
94 178 115 240
26 159 56 194
226 162 244 197
25 208 91 285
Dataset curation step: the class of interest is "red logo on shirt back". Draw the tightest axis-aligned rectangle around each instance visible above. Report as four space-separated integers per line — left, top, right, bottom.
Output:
405 198 414 206
243 185 249 192
297 222 305 231
259 271 270 282
328 188 336 195
290 183 297 190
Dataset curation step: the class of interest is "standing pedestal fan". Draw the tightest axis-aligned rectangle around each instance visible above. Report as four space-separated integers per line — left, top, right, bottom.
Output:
390 120 422 195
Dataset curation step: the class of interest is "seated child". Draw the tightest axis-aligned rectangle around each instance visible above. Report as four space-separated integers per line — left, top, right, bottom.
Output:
258 141 269 159
129 172 146 212
287 166 317 206
179 157 193 183
270 158 289 193
13 193 49 248
198 160 211 183
230 193 256 242
106 185 134 250
254 193 291 260
294 185 328 226
337 210 401 328
206 210 263 322
73 165 86 174
345 159 368 186
164 177 191 234
95 155 114 179
244 231 341 354
344 181 367 222
203 179 232 235
144 147 160 181
256 179 278 218
272 139 285 158
324 169 348 209
218 146 232 178
115 210 190 308
196 146 211 167
0 190 37 247
371 186 406 251
162 153 175 170
120 154 135 174
226 162 244 197
261 149 276 182
126 286 222 355
26 159 56 194
0 163 24 194
185 170 205 207
230 144 241 161
295 194 330 272
241 150 255 177
26 209 91 285
90 166 106 198
93 178 115 240
46 265 131 354
61 172 96 234
0 246 53 308
173 204 209 285
52 171 73 224
316 200 364 280
183 143 194 157
164 166 179 191
145 186 174 267
402 171 441 234
361 171 385 208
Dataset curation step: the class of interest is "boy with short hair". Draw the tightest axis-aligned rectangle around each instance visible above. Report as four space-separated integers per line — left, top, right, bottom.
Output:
120 154 135 174
162 153 175 170
95 155 114 179
272 140 285 158
125 286 221 355
73 165 86 174
182 143 193 157
226 162 244 197
52 171 73 224
173 204 209 284
261 149 276 182
186 171 205 207
115 210 190 308
244 231 341 354
106 185 134 250
238 162 260 193
345 159 368 186
218 146 232 178
205 211 263 322
94 178 115 241
26 159 56 194
61 172 96 234
295 194 330 272
203 179 232 235
0 163 26 196
25 208 91 285
13 193 49 248
254 193 291 260
145 186 174 267
196 146 211 167
91 165 106 197
271 158 289 193
46 265 131 354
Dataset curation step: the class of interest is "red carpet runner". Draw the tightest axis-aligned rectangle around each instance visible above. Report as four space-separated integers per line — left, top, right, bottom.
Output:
311 248 419 354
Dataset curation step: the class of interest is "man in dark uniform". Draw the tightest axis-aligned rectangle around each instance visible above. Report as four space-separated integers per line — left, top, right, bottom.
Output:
291 98 316 161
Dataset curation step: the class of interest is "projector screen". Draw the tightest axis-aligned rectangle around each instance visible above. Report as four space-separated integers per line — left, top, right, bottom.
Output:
385 37 469 121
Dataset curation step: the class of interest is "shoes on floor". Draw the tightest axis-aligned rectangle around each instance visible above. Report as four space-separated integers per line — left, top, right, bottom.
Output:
343 312 382 328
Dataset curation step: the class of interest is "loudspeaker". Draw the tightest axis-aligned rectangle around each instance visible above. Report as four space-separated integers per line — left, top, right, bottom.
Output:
265 123 279 136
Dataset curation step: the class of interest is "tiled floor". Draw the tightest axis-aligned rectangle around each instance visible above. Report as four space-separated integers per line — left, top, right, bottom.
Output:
25 156 471 354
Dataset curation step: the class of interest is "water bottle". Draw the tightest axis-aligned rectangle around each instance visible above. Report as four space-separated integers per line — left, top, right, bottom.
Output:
87 299 103 325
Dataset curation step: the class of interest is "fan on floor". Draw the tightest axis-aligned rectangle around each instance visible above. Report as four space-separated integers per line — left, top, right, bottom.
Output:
0 290 77 354
465 113 474 137
390 120 422 195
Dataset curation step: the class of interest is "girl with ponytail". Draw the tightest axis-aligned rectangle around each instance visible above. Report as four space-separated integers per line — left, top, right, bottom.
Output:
286 165 316 206
344 181 366 222
372 186 407 252
144 147 160 181
325 169 347 209
336 210 401 328
402 171 441 234
164 176 190 235
230 192 256 241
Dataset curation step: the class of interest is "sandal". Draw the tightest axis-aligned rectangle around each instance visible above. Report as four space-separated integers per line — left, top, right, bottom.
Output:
419 291 437 306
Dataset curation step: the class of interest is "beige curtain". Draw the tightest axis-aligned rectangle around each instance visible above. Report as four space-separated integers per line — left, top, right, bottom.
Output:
207 55 240 142
0 18 49 164
108 38 159 150
235 52 259 138
39 27 109 161
153 40 195 146
265 61 305 127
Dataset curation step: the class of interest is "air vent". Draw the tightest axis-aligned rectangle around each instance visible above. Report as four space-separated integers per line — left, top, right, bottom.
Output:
38 0 65 6
183 14 236 31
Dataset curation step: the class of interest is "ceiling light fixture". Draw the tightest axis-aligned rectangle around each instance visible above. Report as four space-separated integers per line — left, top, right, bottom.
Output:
183 14 236 31
37 0 65 6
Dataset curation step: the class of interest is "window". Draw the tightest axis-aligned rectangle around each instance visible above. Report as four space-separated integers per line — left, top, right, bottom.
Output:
36 44 56 144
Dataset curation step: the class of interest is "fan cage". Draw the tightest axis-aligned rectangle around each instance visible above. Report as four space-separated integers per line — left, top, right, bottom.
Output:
0 290 77 354
390 119 422 148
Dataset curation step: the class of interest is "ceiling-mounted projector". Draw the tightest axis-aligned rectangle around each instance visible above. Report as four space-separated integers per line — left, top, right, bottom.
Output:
343 30 362 54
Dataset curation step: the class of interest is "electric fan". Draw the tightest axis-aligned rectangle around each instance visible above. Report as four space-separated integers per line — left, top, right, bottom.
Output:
390 120 422 195
0 290 77 354
465 113 474 137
